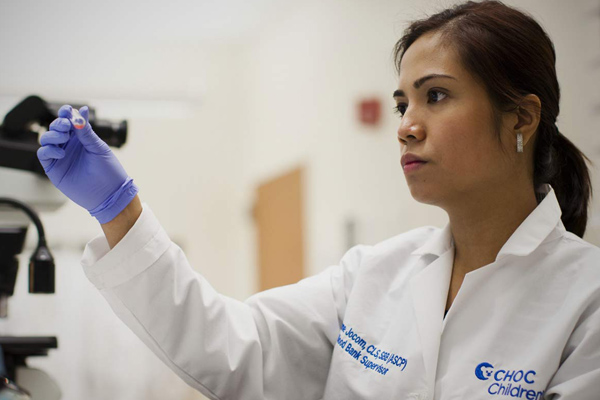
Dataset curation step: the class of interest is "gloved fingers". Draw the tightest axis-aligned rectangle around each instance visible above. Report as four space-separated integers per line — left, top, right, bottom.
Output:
71 106 109 153
57 104 73 120
48 117 71 133
79 106 90 122
57 104 84 132
40 129 70 146
37 144 65 169
37 144 65 160
55 104 108 153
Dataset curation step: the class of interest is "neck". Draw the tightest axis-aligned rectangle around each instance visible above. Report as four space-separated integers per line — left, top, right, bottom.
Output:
447 184 539 275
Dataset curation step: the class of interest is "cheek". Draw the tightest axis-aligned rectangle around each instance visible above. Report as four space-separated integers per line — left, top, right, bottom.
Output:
434 123 496 174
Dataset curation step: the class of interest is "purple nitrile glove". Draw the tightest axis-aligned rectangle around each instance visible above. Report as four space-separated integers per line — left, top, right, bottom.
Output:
37 104 138 224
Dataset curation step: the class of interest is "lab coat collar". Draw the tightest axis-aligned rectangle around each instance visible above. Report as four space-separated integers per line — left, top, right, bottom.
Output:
407 183 563 391
410 183 563 259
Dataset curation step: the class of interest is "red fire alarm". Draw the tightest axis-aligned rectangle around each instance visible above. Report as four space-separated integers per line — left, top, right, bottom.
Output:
358 98 381 126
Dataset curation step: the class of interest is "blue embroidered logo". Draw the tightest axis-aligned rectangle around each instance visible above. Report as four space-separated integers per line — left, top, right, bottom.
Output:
474 362 545 399
475 362 494 380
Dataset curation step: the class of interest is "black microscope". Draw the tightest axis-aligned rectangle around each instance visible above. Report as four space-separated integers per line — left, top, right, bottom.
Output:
0 96 128 398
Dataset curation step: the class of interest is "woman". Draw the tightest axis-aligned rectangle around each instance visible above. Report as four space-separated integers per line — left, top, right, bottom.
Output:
37 1 599 399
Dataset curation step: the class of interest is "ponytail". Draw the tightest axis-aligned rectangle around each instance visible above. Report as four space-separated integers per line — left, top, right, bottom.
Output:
535 124 594 238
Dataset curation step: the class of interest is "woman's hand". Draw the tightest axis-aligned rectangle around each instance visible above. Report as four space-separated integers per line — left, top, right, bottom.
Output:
37 104 138 224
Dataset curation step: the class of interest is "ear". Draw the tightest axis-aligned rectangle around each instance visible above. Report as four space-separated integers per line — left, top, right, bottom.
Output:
513 94 542 146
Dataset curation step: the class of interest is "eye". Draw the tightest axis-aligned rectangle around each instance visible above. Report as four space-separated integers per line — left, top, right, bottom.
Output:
393 89 448 117
393 103 408 116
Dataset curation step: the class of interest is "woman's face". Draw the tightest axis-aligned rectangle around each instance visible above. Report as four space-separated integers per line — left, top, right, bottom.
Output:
395 31 517 209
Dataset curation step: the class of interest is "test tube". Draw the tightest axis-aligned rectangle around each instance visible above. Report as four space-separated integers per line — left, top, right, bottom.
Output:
70 108 86 129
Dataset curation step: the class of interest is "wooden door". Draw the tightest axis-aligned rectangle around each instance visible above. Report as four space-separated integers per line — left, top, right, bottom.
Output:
254 167 305 291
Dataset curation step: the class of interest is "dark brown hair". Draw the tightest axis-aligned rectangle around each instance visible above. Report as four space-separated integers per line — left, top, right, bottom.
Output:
393 0 593 238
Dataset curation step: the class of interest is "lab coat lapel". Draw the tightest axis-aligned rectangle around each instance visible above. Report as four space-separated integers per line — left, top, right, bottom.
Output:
404 183 561 389
409 237 454 389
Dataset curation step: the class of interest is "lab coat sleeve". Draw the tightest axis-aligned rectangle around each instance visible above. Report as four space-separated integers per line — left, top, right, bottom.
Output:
80 202 369 400
543 288 600 400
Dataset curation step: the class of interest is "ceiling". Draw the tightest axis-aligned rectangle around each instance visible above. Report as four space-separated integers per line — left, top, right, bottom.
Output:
0 0 295 44
0 0 302 101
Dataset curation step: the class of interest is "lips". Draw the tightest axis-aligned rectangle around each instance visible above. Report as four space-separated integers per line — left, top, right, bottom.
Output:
403 160 426 173
401 153 427 167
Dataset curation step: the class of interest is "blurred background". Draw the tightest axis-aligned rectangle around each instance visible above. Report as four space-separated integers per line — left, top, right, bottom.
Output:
0 0 598 398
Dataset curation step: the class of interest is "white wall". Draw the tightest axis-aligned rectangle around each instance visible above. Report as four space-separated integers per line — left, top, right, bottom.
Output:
237 0 600 280
0 0 598 399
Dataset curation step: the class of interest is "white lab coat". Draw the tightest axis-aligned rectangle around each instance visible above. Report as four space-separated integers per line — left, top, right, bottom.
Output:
81 183 600 400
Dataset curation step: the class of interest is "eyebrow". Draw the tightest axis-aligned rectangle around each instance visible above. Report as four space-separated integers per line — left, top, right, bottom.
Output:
393 74 457 98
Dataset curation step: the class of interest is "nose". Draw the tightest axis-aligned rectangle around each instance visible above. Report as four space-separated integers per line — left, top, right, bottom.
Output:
397 120 425 146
